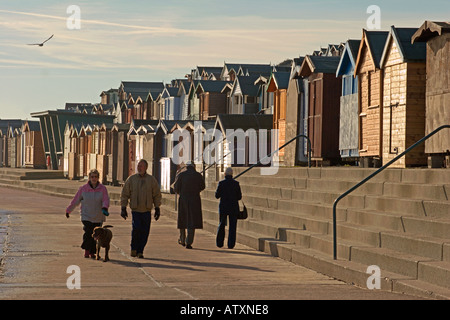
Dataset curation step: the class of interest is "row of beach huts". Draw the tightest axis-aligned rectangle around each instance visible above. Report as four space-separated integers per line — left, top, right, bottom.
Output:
0 21 449 191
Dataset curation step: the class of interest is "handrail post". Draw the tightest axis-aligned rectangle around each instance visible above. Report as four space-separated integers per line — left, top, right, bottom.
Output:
332 125 450 260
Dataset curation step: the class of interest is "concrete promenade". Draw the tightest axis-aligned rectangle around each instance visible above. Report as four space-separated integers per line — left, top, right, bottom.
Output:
0 171 425 301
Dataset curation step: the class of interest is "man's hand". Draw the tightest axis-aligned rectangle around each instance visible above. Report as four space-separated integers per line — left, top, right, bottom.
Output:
121 207 128 220
154 207 160 221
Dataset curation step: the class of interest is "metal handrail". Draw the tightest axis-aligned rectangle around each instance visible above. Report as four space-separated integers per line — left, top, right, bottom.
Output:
332 124 450 260
234 134 312 180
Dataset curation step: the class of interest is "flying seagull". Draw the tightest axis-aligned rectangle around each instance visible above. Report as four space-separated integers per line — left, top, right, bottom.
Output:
27 34 54 47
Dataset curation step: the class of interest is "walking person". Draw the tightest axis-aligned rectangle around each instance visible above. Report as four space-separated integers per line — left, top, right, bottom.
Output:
66 169 110 258
215 167 242 249
172 162 205 249
120 159 161 258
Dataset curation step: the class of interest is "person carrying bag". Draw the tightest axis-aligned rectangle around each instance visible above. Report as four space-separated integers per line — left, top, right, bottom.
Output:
215 167 242 249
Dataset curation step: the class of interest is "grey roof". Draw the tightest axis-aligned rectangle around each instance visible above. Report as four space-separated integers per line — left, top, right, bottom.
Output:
121 81 165 91
269 71 290 90
412 21 450 43
336 39 360 76
239 64 273 76
147 88 164 101
25 120 41 131
235 75 260 96
364 30 389 68
162 87 180 98
299 55 341 76
196 80 231 93
157 120 191 134
381 26 426 65
131 119 159 129
215 114 273 132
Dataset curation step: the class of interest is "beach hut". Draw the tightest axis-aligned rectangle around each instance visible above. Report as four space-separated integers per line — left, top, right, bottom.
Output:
267 71 291 163
133 119 159 176
336 39 361 162
212 114 273 171
195 80 231 121
412 21 450 168
229 75 261 115
177 81 191 120
106 123 129 185
298 55 343 165
380 26 427 168
153 120 190 191
285 57 307 166
161 87 182 120
67 124 80 180
354 30 389 167
22 121 46 169
115 124 130 185
0 129 3 167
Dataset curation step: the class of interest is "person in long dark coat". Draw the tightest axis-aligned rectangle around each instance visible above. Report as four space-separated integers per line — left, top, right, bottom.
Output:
172 163 205 249
215 167 242 249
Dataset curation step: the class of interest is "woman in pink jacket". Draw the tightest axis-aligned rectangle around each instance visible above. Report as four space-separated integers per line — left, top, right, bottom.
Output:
66 169 110 258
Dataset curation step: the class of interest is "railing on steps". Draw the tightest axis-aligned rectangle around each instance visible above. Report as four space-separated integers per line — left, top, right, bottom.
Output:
234 134 312 180
201 134 312 180
332 124 450 260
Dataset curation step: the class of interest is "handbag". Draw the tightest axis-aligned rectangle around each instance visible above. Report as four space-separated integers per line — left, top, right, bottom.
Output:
237 201 248 220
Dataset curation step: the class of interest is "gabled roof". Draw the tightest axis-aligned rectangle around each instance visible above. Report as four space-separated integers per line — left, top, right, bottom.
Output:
214 114 273 133
336 39 360 76
380 26 426 67
200 66 223 77
161 87 180 98
22 120 41 132
267 71 290 92
146 88 164 101
238 64 272 77
156 120 191 135
232 75 260 96
412 21 450 43
177 81 191 96
354 30 389 74
298 55 341 77
196 80 232 94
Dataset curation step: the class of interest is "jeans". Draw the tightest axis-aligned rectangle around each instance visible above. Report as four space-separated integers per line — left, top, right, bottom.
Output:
131 211 151 254
81 221 102 253
216 213 238 249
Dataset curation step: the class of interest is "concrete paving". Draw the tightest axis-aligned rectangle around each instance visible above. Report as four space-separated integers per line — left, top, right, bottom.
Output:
0 181 426 301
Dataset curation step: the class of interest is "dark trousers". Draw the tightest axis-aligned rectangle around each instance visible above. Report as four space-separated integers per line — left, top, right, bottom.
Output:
179 228 195 246
131 211 151 254
216 213 238 249
81 221 102 253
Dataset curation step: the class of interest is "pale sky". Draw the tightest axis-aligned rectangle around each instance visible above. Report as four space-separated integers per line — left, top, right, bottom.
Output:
0 0 448 120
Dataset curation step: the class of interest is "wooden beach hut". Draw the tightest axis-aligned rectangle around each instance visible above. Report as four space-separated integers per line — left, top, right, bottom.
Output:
22 121 46 169
354 30 389 167
285 57 308 166
336 39 361 162
380 26 427 168
298 55 342 165
133 119 159 176
195 80 231 121
412 21 450 168
152 120 189 191
267 71 290 163
0 129 3 167
106 123 129 186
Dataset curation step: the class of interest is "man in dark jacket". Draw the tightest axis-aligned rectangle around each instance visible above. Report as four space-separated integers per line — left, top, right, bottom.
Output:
173 163 205 249
215 167 242 249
